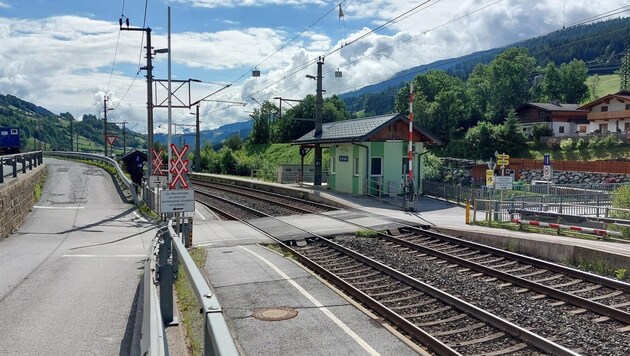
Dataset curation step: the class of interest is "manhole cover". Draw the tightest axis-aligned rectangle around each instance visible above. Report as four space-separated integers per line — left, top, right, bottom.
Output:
252 307 298 321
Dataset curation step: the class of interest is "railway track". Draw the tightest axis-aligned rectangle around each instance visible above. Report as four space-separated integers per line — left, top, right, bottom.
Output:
375 228 630 326
192 182 630 354
191 178 338 215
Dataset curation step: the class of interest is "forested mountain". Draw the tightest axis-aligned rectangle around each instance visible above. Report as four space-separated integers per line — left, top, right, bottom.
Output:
0 94 145 152
342 16 630 115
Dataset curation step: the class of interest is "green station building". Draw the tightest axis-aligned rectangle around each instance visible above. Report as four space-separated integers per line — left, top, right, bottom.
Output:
293 114 440 197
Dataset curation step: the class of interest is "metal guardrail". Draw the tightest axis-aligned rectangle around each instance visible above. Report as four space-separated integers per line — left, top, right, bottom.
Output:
143 221 238 356
45 151 138 205
0 151 43 184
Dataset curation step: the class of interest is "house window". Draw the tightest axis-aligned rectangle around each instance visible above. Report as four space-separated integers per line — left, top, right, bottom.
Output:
625 122 630 132
599 124 608 132
370 157 383 176
601 106 608 112
558 126 565 134
330 156 336 174
579 126 587 133
353 157 359 176
626 104 630 110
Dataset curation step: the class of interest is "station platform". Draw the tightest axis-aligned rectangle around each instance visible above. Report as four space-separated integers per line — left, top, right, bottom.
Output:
188 175 630 355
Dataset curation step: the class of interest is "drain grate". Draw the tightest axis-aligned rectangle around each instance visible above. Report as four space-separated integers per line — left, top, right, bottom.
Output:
252 307 298 321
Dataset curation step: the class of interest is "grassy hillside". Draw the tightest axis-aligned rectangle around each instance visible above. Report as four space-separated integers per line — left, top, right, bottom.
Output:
586 74 620 101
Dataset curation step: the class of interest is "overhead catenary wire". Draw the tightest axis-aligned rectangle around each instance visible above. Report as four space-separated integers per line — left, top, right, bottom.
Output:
105 0 128 97
111 0 151 112
324 6 630 97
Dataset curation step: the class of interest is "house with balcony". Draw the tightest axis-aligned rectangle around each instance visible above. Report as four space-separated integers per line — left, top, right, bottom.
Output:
578 90 630 134
515 102 588 137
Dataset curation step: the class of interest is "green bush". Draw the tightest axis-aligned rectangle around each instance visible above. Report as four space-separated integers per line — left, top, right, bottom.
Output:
588 136 601 149
532 123 553 143
609 185 630 239
575 138 586 150
559 138 574 151
600 134 623 148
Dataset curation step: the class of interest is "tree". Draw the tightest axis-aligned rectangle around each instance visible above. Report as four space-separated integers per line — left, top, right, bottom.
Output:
559 60 589 103
224 133 243 151
248 101 275 144
465 64 491 124
485 48 536 122
541 62 563 101
495 110 527 155
589 74 601 101
617 49 630 91
219 147 238 175
464 121 498 160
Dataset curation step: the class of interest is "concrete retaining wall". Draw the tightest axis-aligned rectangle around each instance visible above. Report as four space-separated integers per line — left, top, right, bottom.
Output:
0 165 46 241
435 227 630 272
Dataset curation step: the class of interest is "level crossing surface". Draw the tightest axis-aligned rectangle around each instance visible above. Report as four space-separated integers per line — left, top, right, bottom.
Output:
0 158 156 355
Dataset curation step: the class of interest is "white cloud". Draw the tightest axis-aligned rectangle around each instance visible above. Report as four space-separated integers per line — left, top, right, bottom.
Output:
0 2 9 9
1 0 628 136
171 0 326 8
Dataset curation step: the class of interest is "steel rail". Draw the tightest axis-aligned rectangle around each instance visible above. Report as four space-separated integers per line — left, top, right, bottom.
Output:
313 237 579 356
382 233 630 324
192 180 319 215
207 197 575 355
190 178 339 211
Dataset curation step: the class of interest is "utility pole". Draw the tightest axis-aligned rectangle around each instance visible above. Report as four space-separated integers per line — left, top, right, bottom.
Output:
314 56 324 186
121 21 154 179
110 121 128 155
195 104 200 172
69 118 74 151
103 96 109 156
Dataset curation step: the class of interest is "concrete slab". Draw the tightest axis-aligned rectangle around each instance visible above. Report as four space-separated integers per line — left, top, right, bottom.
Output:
204 244 421 356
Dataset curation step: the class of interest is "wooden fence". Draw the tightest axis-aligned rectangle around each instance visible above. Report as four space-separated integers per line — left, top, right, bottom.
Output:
472 158 630 179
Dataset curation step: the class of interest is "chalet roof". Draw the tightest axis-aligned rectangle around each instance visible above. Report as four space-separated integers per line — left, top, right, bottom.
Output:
120 150 147 162
517 102 586 113
578 90 630 110
291 113 441 145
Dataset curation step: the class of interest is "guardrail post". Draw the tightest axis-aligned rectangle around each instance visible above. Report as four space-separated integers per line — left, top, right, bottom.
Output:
0 158 3 184
21 155 26 174
159 229 176 326
12 158 17 178
28 154 33 170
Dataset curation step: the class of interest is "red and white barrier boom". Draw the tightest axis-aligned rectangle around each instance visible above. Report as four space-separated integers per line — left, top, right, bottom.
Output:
511 219 623 237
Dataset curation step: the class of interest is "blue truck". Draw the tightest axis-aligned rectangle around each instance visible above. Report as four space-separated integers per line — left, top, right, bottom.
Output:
0 127 21 155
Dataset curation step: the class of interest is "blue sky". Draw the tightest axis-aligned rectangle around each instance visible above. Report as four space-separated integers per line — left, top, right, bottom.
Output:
1 0 628 134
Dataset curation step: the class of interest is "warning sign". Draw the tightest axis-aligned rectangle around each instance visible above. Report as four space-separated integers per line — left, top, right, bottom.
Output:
106 135 118 146
169 144 190 189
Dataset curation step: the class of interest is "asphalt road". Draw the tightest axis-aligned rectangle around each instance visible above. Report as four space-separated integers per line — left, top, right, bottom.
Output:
0 158 157 355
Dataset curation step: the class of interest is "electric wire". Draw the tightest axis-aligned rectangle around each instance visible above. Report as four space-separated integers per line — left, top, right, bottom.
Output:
227 1 347 87
112 0 150 111
105 0 127 99
250 4 630 102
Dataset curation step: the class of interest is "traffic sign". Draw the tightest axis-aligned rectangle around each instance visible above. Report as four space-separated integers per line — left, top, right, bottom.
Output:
159 189 195 213
149 175 167 188
169 144 190 189
543 165 553 181
486 169 495 187
543 153 551 166
494 176 513 190
152 148 163 176
106 135 118 146
496 153 510 166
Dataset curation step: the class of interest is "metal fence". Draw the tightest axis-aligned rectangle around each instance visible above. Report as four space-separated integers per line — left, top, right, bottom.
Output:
1 151 43 184
143 222 238 356
45 151 138 205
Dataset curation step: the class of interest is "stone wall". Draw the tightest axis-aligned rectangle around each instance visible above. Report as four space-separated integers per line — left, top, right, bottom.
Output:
519 169 630 184
0 165 46 241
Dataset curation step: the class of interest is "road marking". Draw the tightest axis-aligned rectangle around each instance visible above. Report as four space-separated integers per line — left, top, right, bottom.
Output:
33 206 85 209
239 246 381 356
195 209 207 221
62 254 145 258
